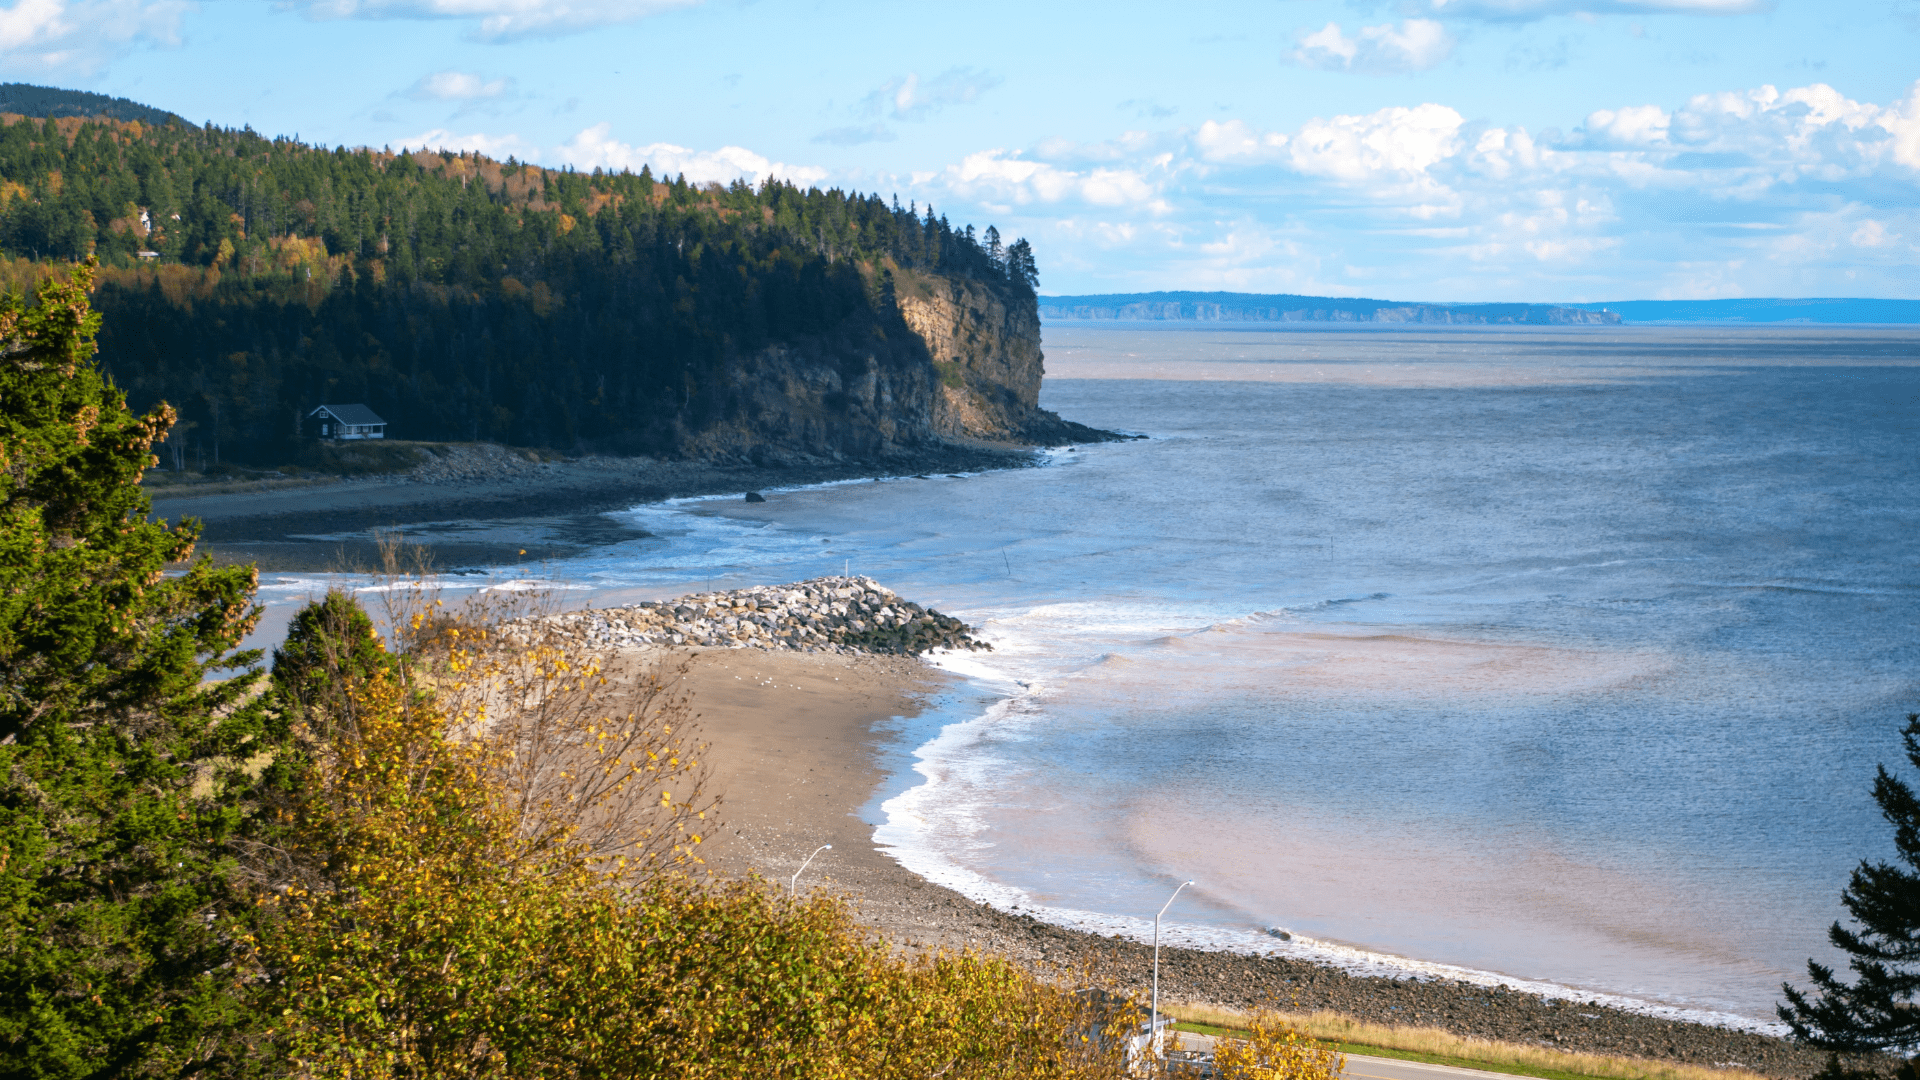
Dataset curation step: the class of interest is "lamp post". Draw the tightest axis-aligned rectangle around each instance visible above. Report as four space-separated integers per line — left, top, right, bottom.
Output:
1151 880 1194 1058
791 844 832 898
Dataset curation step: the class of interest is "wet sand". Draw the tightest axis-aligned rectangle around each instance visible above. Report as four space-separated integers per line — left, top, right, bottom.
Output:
668 644 1834 1079
150 446 1038 572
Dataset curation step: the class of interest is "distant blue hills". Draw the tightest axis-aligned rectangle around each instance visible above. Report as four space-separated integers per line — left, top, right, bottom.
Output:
1039 291 1920 325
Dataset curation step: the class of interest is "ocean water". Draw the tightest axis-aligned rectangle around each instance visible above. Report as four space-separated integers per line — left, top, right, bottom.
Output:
256 324 1920 1027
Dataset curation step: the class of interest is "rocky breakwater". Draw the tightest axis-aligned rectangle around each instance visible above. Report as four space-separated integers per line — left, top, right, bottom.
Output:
523 576 990 656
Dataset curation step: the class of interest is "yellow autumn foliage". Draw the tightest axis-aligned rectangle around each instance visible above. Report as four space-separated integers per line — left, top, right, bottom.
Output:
248 578 1143 1079
1211 1007 1348 1080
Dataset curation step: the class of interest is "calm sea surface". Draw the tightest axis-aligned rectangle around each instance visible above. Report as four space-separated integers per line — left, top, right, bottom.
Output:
261 324 1920 1025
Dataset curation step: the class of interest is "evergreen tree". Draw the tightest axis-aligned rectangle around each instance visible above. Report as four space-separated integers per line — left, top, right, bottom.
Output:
0 114 1040 462
1005 238 1039 292
269 588 395 735
1781 713 1920 1065
0 259 276 1077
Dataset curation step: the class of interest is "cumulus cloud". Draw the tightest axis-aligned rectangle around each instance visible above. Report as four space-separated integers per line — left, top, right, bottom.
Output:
406 70 510 100
1578 104 1671 147
1192 119 1288 163
930 148 1173 213
903 77 1920 299
284 0 700 40
1289 103 1465 181
0 0 190 75
1851 219 1892 247
388 124 827 191
558 123 826 186
394 127 539 159
1290 20 1456 73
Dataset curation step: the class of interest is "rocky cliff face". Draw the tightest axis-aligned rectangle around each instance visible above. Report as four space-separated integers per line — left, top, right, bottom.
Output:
678 270 1108 466
894 270 1047 441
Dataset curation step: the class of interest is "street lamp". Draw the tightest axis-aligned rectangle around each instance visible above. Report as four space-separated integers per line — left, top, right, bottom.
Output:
1151 880 1194 1058
791 844 832 897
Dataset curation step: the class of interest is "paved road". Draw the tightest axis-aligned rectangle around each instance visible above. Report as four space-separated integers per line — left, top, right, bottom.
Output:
1343 1051 1529 1080
1176 1031 1525 1080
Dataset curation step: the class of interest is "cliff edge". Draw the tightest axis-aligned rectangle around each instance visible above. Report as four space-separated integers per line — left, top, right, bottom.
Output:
676 269 1117 467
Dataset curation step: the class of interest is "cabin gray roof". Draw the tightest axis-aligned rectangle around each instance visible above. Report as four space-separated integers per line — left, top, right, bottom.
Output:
309 403 386 426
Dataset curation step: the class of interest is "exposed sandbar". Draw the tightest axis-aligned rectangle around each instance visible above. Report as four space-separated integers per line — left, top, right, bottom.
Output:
661 642 1829 1079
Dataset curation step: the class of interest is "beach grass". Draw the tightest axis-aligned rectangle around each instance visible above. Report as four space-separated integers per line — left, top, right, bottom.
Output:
1166 1006 1773 1080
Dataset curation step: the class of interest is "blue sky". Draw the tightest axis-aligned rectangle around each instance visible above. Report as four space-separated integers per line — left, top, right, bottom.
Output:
6 0 1918 300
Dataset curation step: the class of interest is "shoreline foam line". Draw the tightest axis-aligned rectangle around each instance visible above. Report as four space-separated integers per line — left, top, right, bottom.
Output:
873 668 1790 1040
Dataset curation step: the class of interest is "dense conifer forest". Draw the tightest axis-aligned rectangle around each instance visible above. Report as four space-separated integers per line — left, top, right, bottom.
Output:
0 107 1040 464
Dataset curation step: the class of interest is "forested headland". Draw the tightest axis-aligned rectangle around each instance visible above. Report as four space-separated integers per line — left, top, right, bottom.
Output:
0 104 1054 466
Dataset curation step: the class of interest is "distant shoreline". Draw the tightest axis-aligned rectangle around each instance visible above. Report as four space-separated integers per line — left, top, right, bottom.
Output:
1040 317 1920 329
1040 291 1920 326
152 443 1054 573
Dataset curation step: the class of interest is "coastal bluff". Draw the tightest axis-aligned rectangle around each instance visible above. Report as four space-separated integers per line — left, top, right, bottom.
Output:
1041 290 1621 325
676 269 1115 467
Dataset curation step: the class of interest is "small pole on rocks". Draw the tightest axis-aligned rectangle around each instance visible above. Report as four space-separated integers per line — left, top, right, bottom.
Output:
1151 880 1194 1059
792 844 832 898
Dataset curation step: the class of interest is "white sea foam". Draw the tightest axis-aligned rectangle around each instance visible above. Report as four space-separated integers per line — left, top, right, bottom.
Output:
255 574 346 594
873 675 1791 1037
481 578 597 592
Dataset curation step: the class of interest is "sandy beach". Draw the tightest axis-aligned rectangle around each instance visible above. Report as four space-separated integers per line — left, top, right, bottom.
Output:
654 644 1830 1079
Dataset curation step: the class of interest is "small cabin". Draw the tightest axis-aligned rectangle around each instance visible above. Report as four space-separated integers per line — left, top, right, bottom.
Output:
307 403 387 440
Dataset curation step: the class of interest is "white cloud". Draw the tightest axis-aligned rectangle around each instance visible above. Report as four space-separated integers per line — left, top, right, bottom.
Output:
1580 104 1671 146
395 127 538 159
1193 119 1288 163
1850 220 1891 247
1882 83 1920 171
1290 19 1456 73
406 70 510 100
284 0 700 40
0 0 189 74
931 148 1170 212
557 123 826 186
905 77 1920 299
1289 103 1465 181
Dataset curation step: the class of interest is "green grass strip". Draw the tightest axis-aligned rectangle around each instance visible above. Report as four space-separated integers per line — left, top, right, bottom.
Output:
1168 1021 1621 1080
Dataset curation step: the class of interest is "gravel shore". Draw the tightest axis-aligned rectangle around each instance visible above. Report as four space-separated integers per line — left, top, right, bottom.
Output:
151 442 1050 572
